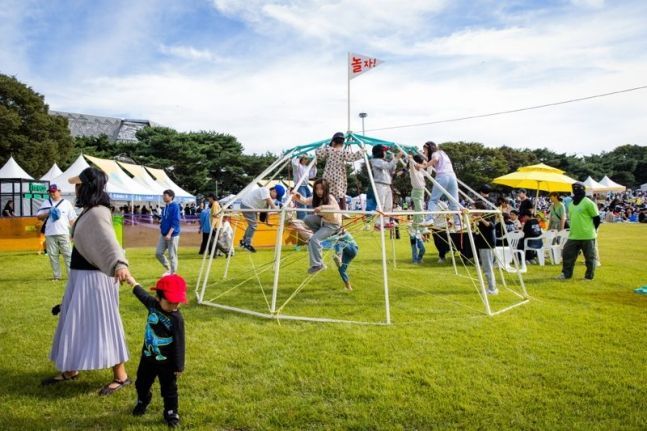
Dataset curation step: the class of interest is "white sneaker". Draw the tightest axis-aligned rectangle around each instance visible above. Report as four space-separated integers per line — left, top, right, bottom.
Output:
161 271 171 277
437 258 446 264
486 288 499 295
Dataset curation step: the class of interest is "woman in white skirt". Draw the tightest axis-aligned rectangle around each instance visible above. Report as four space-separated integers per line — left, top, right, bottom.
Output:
42 167 133 395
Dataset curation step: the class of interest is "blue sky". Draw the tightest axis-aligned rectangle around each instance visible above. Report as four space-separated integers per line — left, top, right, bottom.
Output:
1 0 646 155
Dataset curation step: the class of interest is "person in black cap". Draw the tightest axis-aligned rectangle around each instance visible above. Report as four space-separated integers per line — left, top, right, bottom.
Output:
557 182 600 280
315 132 364 210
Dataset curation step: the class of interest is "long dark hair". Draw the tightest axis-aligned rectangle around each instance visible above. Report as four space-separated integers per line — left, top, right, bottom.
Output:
311 179 331 207
76 167 111 208
422 141 436 161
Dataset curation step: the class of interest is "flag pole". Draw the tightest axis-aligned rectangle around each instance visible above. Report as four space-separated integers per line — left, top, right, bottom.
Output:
347 52 351 132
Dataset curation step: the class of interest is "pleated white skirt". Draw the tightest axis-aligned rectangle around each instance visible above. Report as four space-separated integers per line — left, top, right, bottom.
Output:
49 269 129 371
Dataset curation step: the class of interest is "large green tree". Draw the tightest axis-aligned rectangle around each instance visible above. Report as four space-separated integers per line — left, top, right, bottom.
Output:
0 74 74 176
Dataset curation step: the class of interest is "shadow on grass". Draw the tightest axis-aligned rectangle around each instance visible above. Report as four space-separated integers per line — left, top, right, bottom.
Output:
0 366 127 400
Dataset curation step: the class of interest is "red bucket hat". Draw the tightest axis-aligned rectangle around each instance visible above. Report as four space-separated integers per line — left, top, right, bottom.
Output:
151 274 188 304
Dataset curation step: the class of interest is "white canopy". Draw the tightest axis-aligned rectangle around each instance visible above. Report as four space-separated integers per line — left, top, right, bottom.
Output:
641 183 647 192
85 155 161 201
117 161 166 196
145 167 195 202
582 176 607 193
599 176 626 192
40 163 63 181
0 156 33 180
49 155 91 195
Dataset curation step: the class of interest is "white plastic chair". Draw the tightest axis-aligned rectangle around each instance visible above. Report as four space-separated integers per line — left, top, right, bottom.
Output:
522 231 554 266
549 229 569 264
494 231 525 272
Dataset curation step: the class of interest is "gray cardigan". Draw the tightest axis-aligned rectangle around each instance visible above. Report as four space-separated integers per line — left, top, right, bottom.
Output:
72 205 128 276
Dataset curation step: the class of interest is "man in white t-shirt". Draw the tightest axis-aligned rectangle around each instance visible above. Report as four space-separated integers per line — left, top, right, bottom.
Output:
37 184 77 280
239 184 285 252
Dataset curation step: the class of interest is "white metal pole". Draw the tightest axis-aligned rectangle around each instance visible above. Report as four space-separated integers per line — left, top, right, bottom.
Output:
358 140 391 324
347 52 351 133
195 152 293 299
270 208 287 313
462 211 493 316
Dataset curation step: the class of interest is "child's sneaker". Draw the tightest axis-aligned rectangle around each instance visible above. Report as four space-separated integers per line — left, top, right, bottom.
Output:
132 392 152 416
164 410 180 427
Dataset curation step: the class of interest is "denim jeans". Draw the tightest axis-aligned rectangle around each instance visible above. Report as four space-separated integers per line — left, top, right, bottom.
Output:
295 184 311 220
427 174 460 225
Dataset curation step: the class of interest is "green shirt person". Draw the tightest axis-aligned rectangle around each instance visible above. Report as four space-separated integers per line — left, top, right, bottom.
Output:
557 182 600 281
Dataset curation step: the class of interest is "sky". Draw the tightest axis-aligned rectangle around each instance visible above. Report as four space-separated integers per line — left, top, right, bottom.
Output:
1 0 646 156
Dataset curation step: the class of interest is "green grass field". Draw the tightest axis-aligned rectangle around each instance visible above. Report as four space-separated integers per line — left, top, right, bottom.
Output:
0 223 645 430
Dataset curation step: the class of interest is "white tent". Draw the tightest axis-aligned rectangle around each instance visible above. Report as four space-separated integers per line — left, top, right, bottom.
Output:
0 156 33 180
599 176 626 192
85 155 161 201
117 161 166 197
50 155 91 196
51 154 150 201
40 163 63 182
641 183 647 192
145 166 195 202
583 176 607 193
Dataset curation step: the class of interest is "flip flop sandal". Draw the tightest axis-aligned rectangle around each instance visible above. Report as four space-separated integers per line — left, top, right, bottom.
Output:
98 377 131 396
41 372 79 386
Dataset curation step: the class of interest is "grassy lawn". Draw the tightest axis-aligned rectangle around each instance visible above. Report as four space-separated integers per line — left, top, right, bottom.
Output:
0 223 645 430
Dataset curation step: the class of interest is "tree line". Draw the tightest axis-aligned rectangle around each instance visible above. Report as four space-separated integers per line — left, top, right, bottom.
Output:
2 73 646 199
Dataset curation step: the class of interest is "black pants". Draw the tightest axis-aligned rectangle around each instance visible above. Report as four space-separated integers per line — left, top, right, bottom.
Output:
199 231 230 255
135 359 178 412
561 239 596 279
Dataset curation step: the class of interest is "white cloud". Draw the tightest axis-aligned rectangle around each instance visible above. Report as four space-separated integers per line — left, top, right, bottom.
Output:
4 0 647 158
158 44 229 63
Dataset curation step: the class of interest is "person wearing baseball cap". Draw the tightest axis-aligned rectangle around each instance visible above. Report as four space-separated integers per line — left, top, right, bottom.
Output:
239 183 284 252
128 273 186 427
37 182 77 280
557 182 600 281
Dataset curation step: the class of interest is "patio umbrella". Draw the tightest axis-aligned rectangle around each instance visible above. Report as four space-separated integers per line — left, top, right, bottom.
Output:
516 163 565 174
493 169 577 193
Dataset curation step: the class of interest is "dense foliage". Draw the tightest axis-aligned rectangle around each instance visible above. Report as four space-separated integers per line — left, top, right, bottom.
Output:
1 74 645 196
0 74 73 175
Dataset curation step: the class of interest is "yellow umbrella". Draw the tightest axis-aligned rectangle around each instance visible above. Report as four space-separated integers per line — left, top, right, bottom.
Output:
493 167 577 193
517 163 565 174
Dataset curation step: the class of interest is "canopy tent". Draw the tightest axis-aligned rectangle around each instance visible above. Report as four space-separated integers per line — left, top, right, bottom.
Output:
49 155 91 195
641 183 647 192
0 156 46 216
85 155 161 201
40 163 63 182
117 161 166 197
0 156 34 180
599 176 626 192
583 176 607 193
145 167 195 202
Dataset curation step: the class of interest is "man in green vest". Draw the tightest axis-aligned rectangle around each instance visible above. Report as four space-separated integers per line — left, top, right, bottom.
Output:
557 182 600 281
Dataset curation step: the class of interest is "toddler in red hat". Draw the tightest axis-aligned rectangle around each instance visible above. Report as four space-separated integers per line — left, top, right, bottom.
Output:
127 274 187 428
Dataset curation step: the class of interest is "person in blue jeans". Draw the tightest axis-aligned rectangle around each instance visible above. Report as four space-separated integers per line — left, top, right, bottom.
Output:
156 190 181 275
332 229 358 290
408 225 426 264
291 155 317 220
